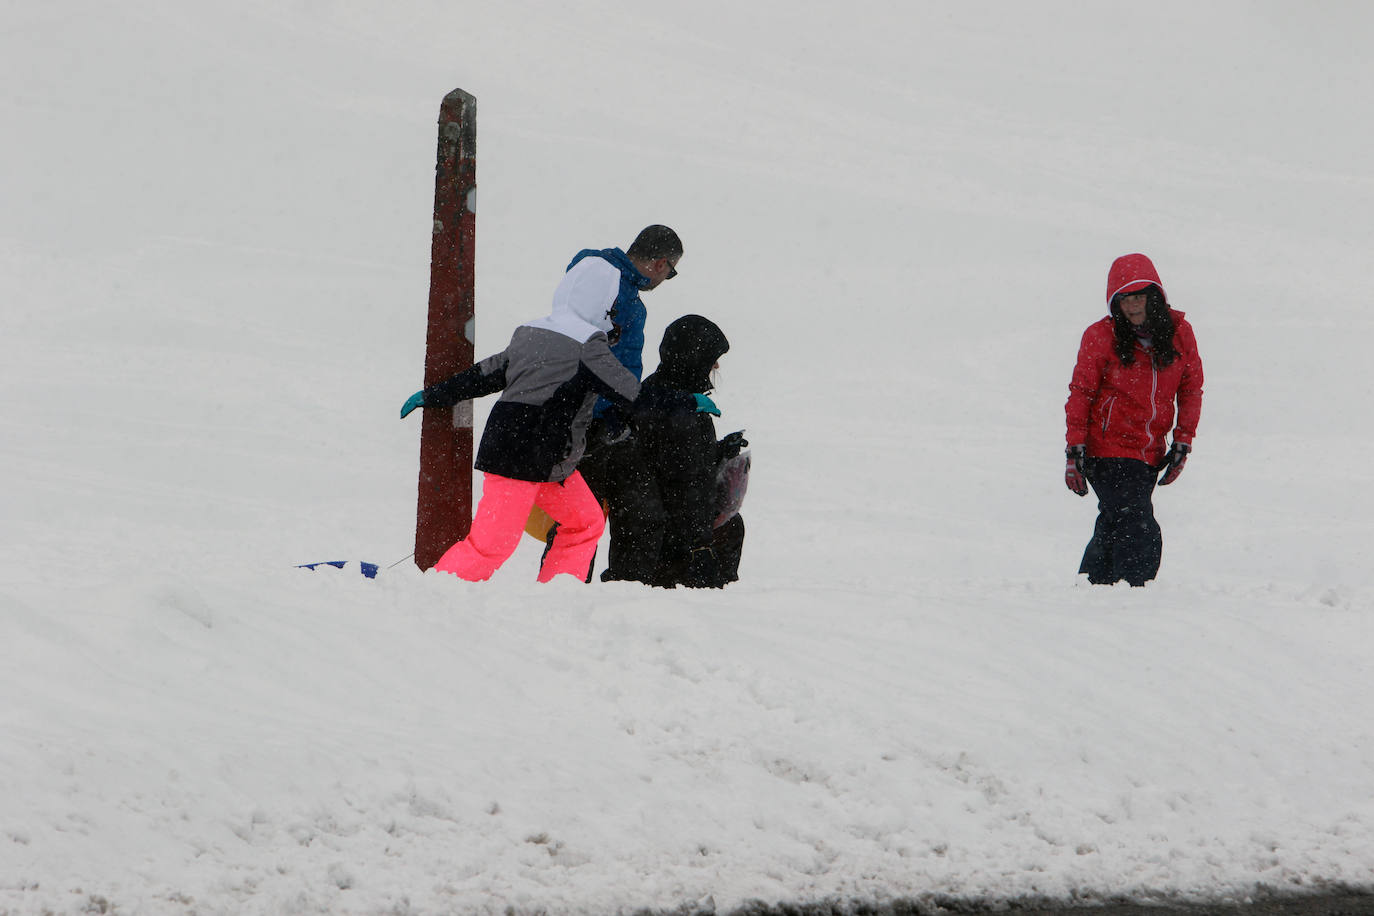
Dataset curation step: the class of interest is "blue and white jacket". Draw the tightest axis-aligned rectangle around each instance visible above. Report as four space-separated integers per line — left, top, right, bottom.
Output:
566 247 652 416
422 257 685 482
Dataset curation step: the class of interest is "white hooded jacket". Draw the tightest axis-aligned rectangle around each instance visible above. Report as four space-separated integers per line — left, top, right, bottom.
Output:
522 256 621 342
420 255 653 481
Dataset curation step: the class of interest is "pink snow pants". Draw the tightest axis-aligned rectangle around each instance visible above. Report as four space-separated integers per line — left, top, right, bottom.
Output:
433 471 604 583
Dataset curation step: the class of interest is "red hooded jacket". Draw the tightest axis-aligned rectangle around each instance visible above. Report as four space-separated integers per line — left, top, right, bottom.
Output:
1065 254 1204 466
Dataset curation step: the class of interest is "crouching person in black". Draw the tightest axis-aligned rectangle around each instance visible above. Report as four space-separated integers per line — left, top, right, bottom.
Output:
582 314 745 588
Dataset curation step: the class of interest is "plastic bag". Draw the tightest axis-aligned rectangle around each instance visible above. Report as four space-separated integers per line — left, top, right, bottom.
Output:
713 449 751 528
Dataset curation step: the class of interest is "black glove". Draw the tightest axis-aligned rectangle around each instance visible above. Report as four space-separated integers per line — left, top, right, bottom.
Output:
587 411 631 451
1157 442 1190 486
717 430 749 461
1065 445 1088 496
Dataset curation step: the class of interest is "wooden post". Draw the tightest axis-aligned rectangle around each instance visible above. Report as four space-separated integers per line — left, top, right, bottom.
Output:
415 89 476 570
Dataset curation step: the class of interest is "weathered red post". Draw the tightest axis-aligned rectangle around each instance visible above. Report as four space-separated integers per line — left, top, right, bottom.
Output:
415 89 476 570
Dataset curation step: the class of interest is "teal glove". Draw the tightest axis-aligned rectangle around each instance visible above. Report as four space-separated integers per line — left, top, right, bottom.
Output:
693 393 720 416
400 390 425 419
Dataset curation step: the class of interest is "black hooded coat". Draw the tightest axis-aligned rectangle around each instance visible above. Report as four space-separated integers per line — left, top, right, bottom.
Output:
582 314 743 587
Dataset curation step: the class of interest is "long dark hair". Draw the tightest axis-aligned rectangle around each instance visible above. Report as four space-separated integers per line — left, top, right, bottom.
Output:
1110 285 1178 367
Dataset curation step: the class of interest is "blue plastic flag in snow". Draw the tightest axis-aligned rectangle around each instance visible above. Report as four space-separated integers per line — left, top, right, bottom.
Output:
297 561 379 579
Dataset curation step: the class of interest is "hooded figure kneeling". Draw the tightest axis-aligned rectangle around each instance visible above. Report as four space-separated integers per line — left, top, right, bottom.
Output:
595 314 746 588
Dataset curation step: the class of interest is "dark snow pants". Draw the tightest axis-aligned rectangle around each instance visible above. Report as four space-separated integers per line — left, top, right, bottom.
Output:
1079 457 1162 587
577 436 668 584
707 514 745 585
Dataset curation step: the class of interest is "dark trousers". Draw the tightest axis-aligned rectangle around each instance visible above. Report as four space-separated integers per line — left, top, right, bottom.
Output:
580 441 746 588
710 515 745 584
577 437 667 583
1079 457 1162 586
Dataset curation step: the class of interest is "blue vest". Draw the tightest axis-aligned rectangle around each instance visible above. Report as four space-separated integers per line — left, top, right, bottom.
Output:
566 248 652 416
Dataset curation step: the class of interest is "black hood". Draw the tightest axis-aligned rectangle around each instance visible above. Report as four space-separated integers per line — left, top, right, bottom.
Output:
654 315 729 394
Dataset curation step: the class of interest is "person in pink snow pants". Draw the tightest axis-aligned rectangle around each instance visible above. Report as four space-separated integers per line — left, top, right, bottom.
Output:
399 254 717 582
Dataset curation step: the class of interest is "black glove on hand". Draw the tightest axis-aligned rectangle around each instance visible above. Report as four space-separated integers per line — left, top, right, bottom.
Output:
1157 442 1190 486
1065 445 1088 496
717 430 749 461
590 410 631 451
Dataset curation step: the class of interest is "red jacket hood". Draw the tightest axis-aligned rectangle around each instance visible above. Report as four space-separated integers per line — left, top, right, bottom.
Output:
1106 253 1168 306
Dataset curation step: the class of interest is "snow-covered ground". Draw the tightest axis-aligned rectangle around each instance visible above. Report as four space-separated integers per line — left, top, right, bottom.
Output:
3 2 1374 914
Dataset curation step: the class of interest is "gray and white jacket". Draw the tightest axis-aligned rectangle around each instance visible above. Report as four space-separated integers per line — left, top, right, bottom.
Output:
422 257 686 482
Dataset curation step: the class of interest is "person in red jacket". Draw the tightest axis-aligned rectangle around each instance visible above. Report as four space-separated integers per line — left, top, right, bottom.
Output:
1064 253 1204 586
